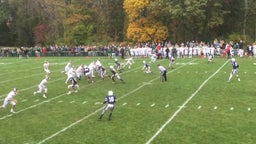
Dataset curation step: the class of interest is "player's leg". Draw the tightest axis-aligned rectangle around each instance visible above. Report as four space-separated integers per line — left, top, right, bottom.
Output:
108 107 115 120
99 105 108 120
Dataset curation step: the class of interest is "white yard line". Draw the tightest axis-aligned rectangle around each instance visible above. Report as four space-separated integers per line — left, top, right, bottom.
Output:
145 60 229 144
37 60 191 144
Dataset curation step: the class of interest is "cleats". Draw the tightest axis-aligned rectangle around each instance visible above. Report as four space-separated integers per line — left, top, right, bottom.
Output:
10 109 16 113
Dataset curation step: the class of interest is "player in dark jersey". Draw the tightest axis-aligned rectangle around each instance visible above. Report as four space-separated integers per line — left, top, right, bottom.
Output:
110 65 125 83
99 66 107 80
67 77 79 95
114 58 122 73
98 90 116 120
142 61 151 74
228 58 240 82
84 65 94 83
207 53 214 64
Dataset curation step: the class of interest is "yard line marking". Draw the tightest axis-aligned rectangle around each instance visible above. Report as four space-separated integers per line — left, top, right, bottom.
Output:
70 101 75 103
198 106 202 109
123 102 127 106
37 59 192 144
150 103 155 107
248 108 251 111
34 99 40 102
136 103 141 106
21 99 28 102
145 60 229 144
214 106 218 110
165 104 169 108
230 107 234 111
95 102 100 105
82 101 87 104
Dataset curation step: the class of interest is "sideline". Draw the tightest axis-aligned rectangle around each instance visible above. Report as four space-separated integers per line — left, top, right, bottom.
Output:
37 60 193 144
145 60 229 144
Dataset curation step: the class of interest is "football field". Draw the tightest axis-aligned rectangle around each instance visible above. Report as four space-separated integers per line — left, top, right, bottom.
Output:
0 56 255 144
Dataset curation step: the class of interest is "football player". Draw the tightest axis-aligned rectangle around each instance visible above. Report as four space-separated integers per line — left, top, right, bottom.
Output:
34 76 49 98
110 65 125 83
142 61 151 74
228 58 240 82
98 90 117 121
0 88 19 113
114 58 122 73
67 77 79 95
43 60 51 76
169 56 175 69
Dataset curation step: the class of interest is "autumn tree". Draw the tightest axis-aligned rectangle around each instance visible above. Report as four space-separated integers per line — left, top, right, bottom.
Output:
124 0 168 43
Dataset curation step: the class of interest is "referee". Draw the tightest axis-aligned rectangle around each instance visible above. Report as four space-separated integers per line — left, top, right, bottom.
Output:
157 64 167 82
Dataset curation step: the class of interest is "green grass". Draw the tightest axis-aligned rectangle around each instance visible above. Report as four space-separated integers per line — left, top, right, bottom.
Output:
0 56 255 144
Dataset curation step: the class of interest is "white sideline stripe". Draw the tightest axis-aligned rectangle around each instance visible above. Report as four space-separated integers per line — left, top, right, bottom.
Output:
145 60 229 144
37 59 192 144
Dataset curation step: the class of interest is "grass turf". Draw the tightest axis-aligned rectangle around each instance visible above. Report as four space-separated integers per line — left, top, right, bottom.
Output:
0 56 255 144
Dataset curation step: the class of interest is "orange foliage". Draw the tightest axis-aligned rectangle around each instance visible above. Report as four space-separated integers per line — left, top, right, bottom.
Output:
124 0 168 42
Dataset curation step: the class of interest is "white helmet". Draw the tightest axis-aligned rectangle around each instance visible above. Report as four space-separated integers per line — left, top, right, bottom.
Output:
110 65 114 69
115 58 118 61
108 90 113 95
143 61 146 64
231 58 235 62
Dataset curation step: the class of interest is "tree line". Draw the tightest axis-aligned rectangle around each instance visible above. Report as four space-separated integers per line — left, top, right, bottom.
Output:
0 0 255 47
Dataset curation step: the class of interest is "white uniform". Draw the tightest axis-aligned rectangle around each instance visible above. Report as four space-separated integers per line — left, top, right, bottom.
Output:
2 90 17 108
43 61 50 75
124 57 134 69
65 67 76 84
34 78 48 98
64 62 72 74
76 65 84 79
38 78 48 93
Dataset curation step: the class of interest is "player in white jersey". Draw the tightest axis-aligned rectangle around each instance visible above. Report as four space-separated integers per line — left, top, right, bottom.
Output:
0 88 19 113
88 61 96 77
124 57 135 69
76 64 84 80
62 61 72 74
158 64 167 82
43 60 51 76
95 59 102 74
34 76 49 98
65 66 76 84
150 53 157 63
